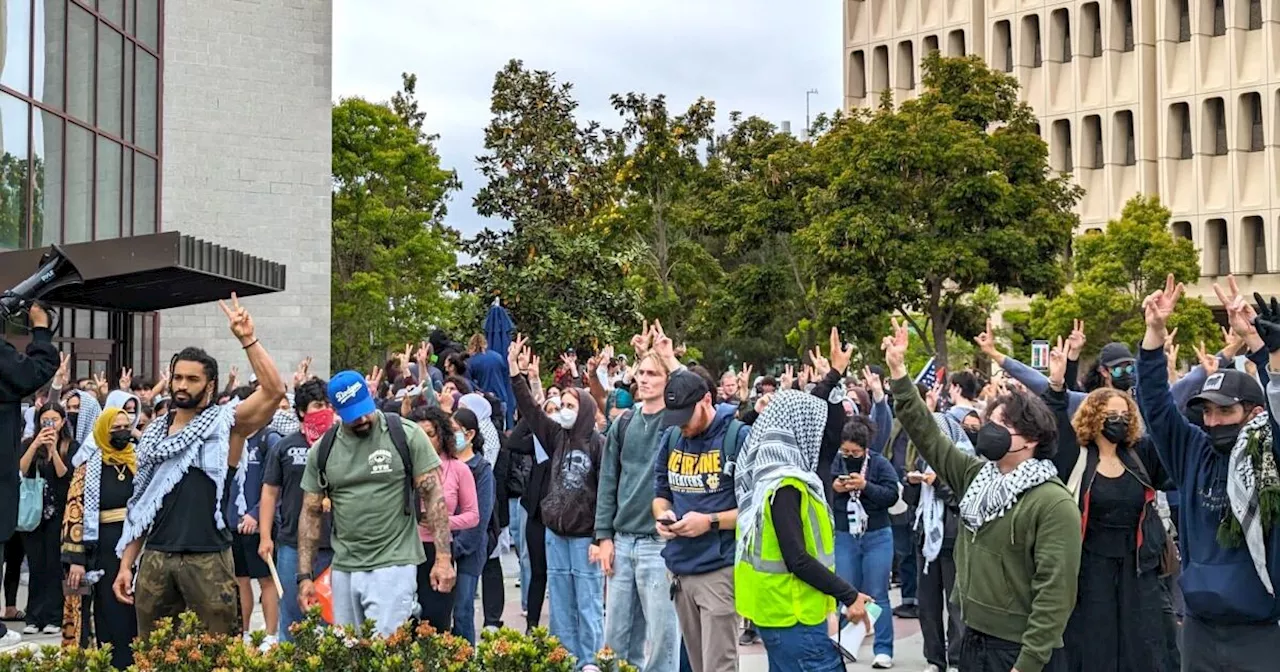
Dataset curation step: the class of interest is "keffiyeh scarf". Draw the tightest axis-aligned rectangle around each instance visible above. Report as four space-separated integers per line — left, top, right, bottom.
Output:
916 413 974 573
958 456 1058 532
1220 412 1278 595
459 393 502 466
116 399 240 556
736 391 828 565
80 408 137 546
70 392 102 467
270 409 301 438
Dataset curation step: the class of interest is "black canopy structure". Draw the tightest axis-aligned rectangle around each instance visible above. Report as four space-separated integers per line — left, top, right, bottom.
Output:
0 232 287 312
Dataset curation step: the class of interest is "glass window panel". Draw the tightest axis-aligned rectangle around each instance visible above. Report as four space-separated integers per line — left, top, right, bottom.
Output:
95 136 120 239
1 0 33 93
97 23 122 135
121 146 130 233
98 0 122 25
33 0 65 108
136 0 156 48
66 2 94 122
92 309 107 339
73 308 89 338
33 109 61 245
124 0 133 34
122 41 131 142
0 93 29 250
133 152 153 234
74 359 88 380
131 313 141 371
63 122 90 243
135 49 155 151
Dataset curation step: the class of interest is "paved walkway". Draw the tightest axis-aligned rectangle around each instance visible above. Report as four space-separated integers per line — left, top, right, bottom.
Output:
1 553 934 670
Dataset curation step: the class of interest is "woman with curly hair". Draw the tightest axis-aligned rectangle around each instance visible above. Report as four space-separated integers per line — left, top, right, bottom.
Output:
1047 384 1177 672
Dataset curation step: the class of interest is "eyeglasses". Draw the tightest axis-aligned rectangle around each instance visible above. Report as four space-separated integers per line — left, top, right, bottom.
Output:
1103 412 1130 422
1109 364 1136 378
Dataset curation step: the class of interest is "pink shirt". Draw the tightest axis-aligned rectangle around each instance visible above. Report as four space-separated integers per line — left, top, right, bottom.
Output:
420 456 479 543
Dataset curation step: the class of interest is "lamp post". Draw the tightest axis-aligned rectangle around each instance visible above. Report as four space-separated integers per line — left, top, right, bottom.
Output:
805 88 819 138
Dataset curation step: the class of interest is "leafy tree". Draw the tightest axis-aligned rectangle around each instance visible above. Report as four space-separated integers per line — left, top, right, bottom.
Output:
331 73 460 371
603 93 720 338
1028 194 1222 361
456 60 641 355
799 53 1082 366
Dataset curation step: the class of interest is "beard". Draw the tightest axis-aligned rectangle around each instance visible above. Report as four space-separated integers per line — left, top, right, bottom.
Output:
351 422 373 438
170 384 209 410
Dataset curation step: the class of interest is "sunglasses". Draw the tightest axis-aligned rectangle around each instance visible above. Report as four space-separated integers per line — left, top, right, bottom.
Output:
1109 363 1135 378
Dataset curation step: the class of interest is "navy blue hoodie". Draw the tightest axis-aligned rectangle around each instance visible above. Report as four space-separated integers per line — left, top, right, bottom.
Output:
654 405 748 576
831 451 900 533
1138 346 1280 624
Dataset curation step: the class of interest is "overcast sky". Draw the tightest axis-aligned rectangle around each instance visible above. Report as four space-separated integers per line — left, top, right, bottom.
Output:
333 0 842 238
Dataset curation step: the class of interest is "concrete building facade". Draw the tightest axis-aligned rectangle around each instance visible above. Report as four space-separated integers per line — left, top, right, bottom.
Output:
0 0 332 384
843 0 1280 302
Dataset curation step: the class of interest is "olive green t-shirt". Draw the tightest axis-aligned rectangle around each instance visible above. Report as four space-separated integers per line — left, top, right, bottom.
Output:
301 412 440 572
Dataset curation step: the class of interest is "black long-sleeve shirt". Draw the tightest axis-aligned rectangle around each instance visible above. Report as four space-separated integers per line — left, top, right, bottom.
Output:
772 485 859 607
0 328 60 543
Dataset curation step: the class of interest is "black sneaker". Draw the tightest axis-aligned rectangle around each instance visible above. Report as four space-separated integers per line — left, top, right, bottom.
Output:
892 603 919 619
738 629 760 646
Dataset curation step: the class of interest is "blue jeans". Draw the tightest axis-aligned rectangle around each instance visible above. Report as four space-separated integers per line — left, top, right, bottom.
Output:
602 535 679 672
452 571 480 644
276 544 334 642
835 527 894 657
509 498 531 611
547 531 604 670
758 622 845 672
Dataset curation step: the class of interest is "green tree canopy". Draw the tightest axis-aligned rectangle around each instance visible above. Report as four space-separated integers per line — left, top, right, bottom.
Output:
1028 194 1222 362
331 73 460 371
454 59 641 355
799 53 1082 366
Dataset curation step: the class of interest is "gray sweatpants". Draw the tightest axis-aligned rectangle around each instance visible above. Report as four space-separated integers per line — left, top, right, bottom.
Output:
331 564 418 637
672 566 738 672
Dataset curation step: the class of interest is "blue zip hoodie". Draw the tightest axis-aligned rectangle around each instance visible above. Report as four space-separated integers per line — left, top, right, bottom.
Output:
1137 346 1280 624
654 405 747 576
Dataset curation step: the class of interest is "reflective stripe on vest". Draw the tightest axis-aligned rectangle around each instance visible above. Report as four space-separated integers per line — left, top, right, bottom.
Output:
746 489 835 573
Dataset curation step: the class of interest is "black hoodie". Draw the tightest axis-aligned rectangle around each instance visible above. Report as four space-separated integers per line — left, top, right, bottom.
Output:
510 374 603 537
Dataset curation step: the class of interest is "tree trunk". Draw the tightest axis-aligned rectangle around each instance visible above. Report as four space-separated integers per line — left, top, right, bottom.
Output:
931 307 950 369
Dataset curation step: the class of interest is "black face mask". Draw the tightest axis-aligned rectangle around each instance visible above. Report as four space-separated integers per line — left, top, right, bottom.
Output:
975 423 1014 461
1207 423 1243 453
1100 417 1130 445
1111 373 1135 392
67 412 79 427
170 384 210 410
351 422 373 438
964 427 980 445
108 430 133 450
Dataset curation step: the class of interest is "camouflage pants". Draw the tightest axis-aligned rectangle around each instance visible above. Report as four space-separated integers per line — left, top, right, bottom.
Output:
135 548 241 637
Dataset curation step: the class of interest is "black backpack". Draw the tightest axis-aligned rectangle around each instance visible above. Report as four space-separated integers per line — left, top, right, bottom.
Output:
315 413 414 538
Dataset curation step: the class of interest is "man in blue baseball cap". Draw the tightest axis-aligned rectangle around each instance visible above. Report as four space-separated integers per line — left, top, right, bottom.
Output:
295 370 456 637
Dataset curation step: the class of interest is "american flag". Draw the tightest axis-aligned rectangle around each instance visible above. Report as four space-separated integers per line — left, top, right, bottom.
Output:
914 357 945 388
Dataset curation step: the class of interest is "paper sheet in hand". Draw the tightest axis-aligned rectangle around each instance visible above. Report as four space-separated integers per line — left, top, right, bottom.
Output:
831 604 881 662
534 435 550 464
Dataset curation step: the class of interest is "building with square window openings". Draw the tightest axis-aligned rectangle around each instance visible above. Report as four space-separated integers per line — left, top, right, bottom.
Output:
844 0 1280 302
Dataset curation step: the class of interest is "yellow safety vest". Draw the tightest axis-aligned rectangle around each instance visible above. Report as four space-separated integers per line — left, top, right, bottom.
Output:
735 476 837 628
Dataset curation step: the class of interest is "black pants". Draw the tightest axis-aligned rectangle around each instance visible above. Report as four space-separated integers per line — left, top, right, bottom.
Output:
1064 551 1170 672
1181 616 1280 672
917 547 963 669
961 628 1066 672
417 541 455 634
0 542 9 638
3 535 23 608
481 556 504 627
525 514 547 628
23 517 63 628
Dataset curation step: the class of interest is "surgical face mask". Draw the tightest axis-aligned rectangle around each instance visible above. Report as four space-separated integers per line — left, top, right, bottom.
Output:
108 430 133 450
1100 416 1130 444
1207 423 1243 453
975 422 1014 461
454 430 468 451
555 408 578 430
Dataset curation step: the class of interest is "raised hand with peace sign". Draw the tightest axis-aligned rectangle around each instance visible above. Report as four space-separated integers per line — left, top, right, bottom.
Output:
219 292 257 347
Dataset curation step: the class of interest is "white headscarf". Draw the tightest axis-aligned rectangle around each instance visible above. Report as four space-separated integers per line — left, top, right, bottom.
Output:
735 391 829 564
459 393 501 466
104 390 142 429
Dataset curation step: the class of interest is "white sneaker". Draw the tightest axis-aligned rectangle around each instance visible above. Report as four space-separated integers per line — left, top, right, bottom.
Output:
947 668 959 672
21 625 37 635
922 666 940 672
0 630 20 649
41 625 59 635
259 635 277 652
872 654 893 669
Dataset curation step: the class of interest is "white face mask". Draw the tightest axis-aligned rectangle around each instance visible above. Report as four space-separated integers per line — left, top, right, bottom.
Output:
555 408 578 430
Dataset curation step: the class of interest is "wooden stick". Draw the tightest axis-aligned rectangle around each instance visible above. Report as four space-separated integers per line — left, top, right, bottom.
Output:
265 553 284 599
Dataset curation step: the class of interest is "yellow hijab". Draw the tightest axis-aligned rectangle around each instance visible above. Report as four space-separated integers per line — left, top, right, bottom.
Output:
94 408 137 474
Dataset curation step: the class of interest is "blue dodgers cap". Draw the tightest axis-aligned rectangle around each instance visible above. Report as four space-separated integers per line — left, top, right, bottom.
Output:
327 371 376 424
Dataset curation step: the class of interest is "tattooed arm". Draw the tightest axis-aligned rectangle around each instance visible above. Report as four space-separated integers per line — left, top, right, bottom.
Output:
416 467 457 592
296 492 325 609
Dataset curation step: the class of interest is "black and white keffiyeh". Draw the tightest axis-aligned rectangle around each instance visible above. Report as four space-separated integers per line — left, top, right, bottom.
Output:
1225 411 1277 595
736 391 828 563
70 392 102 467
116 399 240 556
958 455 1058 532
916 413 974 572
270 409 301 438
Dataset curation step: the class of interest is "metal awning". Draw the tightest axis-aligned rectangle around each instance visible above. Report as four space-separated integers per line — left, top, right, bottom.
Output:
0 232 287 312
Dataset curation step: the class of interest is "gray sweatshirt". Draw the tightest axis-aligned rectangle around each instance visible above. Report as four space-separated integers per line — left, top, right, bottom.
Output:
594 408 667 540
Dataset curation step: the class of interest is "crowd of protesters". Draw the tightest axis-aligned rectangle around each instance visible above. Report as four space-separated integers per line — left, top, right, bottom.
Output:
0 276 1278 672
